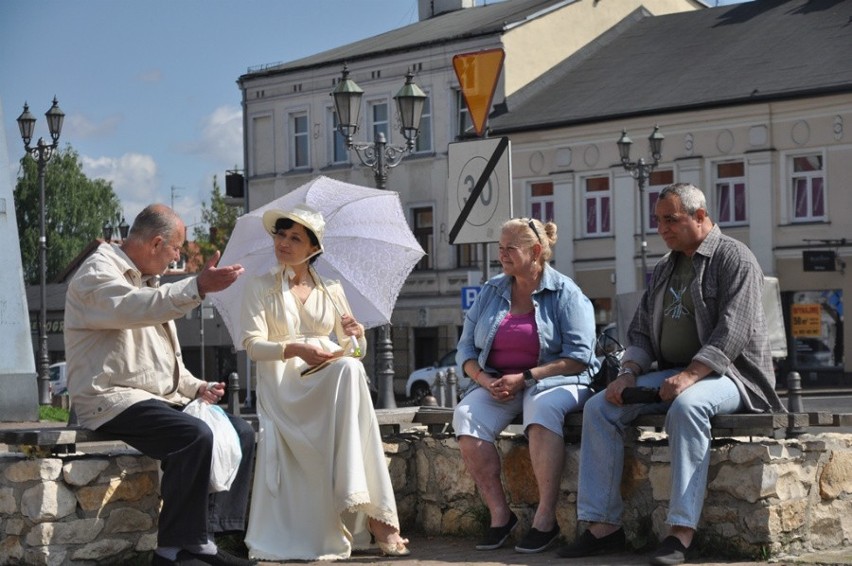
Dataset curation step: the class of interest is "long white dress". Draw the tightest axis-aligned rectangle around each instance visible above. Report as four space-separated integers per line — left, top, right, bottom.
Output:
241 267 400 561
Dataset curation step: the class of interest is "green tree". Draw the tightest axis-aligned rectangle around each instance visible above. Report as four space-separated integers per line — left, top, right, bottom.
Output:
193 174 241 262
14 145 122 284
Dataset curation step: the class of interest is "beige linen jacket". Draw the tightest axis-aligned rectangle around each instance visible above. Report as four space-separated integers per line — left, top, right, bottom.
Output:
64 243 206 429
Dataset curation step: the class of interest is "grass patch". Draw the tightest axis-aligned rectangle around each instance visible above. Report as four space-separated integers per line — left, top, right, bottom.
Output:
39 405 69 422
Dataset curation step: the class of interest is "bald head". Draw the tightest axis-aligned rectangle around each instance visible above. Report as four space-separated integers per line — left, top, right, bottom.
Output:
126 204 182 244
120 204 186 276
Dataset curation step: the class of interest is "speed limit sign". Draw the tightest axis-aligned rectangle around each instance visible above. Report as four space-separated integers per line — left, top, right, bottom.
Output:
447 137 513 244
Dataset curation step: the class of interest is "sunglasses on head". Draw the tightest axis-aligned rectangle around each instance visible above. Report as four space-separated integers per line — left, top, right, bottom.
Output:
515 217 542 244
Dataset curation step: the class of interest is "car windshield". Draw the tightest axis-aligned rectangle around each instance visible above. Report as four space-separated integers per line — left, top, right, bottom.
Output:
438 350 457 367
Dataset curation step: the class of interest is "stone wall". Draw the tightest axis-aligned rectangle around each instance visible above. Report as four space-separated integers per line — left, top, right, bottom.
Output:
0 451 159 565
393 430 852 560
2 431 851 564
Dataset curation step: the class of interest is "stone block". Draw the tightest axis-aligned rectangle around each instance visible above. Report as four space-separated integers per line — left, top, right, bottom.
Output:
648 464 671 501
116 454 160 474
560 446 580 492
729 443 773 464
810 499 852 549
763 462 813 501
137 531 158 552
0 486 16 514
23 546 66 566
104 507 154 533
818 451 852 500
710 463 773 503
75 472 157 511
387 454 409 493
4 458 62 482
0 535 23 564
621 454 649 499
26 518 104 546
5 517 25 535
71 538 133 561
503 444 538 505
766 498 808 534
419 500 444 534
62 459 110 486
441 505 483 535
21 482 76 522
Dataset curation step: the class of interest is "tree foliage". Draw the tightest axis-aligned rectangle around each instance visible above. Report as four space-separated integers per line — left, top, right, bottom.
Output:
14 145 122 285
193 174 241 263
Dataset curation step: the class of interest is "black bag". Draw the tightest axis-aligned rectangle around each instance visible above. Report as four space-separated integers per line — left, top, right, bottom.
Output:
590 331 624 393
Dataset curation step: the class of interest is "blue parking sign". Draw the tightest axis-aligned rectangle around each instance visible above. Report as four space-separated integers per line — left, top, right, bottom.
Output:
461 286 481 311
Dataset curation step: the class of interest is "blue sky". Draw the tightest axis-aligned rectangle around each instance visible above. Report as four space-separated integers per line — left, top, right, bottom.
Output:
1 0 748 231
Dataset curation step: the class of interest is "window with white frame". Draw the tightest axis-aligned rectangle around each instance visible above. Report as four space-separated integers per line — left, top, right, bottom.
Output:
412 206 434 271
529 181 554 223
369 100 389 141
291 111 309 169
790 154 826 222
646 169 674 230
328 108 349 165
583 176 611 237
414 93 432 153
454 89 472 139
714 161 747 226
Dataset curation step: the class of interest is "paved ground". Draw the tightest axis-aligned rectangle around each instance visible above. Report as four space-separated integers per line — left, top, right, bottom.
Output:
252 535 852 565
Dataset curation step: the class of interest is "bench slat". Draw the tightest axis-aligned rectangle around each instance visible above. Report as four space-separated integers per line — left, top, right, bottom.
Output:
0 427 118 447
833 413 852 427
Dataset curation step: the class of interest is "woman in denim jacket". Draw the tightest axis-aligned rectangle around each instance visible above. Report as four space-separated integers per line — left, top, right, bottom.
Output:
453 217 599 554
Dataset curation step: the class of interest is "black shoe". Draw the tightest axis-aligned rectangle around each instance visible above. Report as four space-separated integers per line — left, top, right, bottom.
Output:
475 512 519 550
152 551 207 565
514 524 560 553
649 535 690 565
167 549 255 566
556 527 625 558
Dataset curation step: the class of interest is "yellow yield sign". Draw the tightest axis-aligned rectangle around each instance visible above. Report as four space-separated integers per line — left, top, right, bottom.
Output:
453 48 505 137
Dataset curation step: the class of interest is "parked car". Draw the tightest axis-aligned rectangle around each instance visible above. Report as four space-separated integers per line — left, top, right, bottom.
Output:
795 338 834 367
405 349 470 404
49 362 67 396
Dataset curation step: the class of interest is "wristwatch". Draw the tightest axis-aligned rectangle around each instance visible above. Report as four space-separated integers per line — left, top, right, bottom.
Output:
618 366 637 378
523 369 536 389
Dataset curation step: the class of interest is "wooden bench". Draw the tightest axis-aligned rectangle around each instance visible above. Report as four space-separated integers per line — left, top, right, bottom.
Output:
3 408 849 456
408 405 852 441
0 413 261 456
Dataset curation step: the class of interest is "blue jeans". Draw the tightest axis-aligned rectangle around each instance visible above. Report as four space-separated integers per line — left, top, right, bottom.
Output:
577 370 744 529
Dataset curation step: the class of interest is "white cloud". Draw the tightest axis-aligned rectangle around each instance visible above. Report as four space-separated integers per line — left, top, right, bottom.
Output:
81 152 159 221
66 113 122 140
180 105 243 168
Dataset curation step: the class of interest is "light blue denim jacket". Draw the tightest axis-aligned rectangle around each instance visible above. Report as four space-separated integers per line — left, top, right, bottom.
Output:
456 264 600 394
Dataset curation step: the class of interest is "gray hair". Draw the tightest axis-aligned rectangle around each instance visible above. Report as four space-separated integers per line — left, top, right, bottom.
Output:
658 183 707 215
127 204 181 242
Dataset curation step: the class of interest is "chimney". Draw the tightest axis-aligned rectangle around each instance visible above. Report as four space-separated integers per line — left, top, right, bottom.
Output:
418 0 476 20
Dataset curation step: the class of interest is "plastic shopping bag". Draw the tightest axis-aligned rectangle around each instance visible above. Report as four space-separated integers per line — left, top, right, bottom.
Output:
183 399 242 492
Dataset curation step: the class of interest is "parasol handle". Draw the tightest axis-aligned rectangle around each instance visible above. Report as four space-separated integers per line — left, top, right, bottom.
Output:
311 266 362 357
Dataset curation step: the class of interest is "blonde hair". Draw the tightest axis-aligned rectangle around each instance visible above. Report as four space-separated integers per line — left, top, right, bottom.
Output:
502 218 557 263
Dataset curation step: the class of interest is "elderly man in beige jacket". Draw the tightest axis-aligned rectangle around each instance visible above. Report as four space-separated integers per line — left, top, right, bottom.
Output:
65 204 254 566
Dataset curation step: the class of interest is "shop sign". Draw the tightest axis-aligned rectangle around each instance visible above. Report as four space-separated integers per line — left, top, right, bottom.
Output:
803 250 836 271
790 303 821 337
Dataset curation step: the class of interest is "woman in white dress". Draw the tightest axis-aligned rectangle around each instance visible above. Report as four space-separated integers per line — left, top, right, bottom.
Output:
241 204 410 561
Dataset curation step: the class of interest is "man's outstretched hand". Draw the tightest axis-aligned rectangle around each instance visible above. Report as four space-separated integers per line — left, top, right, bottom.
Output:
196 250 244 297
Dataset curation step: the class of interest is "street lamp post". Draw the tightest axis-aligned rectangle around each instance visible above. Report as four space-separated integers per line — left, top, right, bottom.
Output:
102 215 130 243
17 97 65 405
617 125 664 288
331 65 426 409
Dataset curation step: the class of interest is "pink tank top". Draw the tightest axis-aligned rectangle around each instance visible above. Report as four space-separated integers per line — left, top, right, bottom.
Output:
487 312 539 375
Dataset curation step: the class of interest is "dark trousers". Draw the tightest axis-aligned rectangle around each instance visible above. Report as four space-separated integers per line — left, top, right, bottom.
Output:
98 399 255 548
